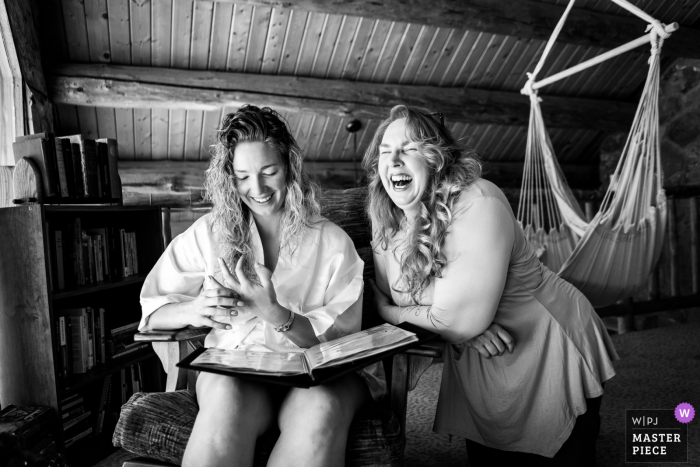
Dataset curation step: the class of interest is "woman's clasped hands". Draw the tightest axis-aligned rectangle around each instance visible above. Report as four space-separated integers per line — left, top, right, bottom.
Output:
210 257 289 328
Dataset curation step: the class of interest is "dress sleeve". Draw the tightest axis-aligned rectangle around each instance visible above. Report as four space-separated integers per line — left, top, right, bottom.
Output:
138 220 209 331
424 196 514 343
302 224 365 342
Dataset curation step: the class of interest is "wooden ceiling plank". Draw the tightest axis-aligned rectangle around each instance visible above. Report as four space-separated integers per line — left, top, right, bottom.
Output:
383 23 423 84
187 2 214 161
76 106 99 139
48 63 638 131
293 11 326 76
410 27 451 85
95 106 117 140
277 9 308 75
245 5 272 74
435 30 475 86
367 21 407 82
451 32 489 87
309 14 344 78
397 25 438 84
106 0 135 159
61 0 90 62
354 19 390 81
168 0 192 160
37 0 68 62
499 39 544 91
199 109 221 160
472 35 518 89
261 8 290 74
226 4 253 72
56 104 78 135
303 114 327 159
106 0 131 63
198 0 700 59
423 28 458 85
465 33 509 88
150 0 172 161
339 17 374 80
294 113 316 153
84 0 111 63
208 2 234 71
325 15 362 79
130 0 152 160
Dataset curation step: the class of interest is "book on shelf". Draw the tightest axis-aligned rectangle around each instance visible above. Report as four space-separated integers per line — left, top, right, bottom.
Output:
13 133 60 198
64 426 92 448
53 137 70 197
95 137 122 201
59 308 90 373
95 375 112 434
61 394 83 412
63 135 100 199
69 143 85 198
183 324 418 380
62 410 90 432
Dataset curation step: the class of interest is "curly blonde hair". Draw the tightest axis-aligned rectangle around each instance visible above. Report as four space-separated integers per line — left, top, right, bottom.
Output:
204 105 320 281
363 105 482 303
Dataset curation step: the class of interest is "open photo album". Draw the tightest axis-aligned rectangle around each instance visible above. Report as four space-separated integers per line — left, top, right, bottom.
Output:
181 323 419 380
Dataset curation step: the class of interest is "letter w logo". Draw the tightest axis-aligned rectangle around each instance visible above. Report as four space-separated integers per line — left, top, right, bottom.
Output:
680 409 691 418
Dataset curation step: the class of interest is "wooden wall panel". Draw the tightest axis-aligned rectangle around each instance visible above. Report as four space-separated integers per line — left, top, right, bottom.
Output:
226 4 253 72
84 0 111 63
209 2 234 71
293 11 326 76
76 106 99 139
324 16 362 80
150 0 171 161
308 14 343 77
383 24 422 84
107 0 131 63
409 27 451 85
244 6 272 73
277 10 308 75
95 108 117 140
61 0 90 62
261 8 289 74
131 0 152 160
355 20 393 81
436 31 479 86
468 34 512 88
55 104 79 135
398 26 439 84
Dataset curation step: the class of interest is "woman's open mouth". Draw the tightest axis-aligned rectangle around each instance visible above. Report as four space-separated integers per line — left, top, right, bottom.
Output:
390 174 413 192
251 194 273 204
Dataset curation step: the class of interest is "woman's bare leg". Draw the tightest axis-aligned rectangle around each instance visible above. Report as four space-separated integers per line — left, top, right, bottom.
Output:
267 373 369 467
182 372 278 467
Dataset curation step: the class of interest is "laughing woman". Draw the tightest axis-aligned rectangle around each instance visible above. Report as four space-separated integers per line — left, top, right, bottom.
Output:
364 105 618 466
138 105 378 467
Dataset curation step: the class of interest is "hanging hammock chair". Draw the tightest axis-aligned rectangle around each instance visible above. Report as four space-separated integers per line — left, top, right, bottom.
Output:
517 0 676 307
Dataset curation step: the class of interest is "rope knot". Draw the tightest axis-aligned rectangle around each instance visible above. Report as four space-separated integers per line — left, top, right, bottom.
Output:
521 72 538 98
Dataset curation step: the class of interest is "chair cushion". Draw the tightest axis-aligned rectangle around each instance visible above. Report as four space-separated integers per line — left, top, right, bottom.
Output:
114 390 402 467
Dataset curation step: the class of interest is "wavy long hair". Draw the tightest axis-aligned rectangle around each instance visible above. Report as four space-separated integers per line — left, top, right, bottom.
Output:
204 105 320 281
363 105 482 303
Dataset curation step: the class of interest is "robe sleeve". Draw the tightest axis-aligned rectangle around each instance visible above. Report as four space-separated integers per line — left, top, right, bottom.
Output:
302 223 365 342
138 217 210 331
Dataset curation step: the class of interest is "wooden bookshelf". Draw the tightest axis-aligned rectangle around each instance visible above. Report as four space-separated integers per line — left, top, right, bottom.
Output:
0 204 166 465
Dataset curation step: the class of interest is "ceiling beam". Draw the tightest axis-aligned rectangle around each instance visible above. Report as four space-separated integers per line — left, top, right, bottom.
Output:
48 63 636 131
209 0 700 59
119 160 601 207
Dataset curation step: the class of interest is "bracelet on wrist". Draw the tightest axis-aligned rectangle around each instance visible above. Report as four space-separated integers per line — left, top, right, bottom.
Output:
274 309 295 332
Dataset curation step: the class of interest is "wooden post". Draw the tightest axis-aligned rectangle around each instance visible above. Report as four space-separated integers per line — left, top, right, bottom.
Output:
668 197 679 297
391 353 409 450
690 197 698 295
161 207 172 248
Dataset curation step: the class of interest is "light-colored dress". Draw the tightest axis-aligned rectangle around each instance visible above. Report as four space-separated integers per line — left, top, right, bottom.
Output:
372 179 618 457
140 213 385 398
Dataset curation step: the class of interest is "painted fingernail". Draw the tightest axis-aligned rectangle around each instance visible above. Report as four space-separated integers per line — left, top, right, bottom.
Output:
230 311 238 316
226 325 232 330
237 301 244 307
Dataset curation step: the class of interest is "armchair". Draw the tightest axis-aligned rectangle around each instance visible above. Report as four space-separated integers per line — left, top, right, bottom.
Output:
112 188 443 467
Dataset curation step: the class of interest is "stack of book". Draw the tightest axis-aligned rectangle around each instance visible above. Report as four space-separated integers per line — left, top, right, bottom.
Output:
12 133 122 203
59 393 92 448
45 218 139 291
107 321 149 360
0 405 57 460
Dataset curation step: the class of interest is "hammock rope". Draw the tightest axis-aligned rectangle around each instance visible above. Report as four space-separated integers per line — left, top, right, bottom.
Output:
516 0 675 307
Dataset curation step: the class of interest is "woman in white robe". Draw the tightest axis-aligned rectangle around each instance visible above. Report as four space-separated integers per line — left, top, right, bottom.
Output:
139 105 375 467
